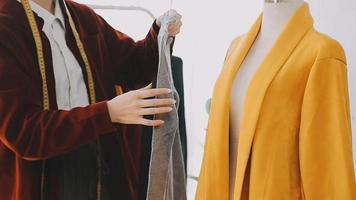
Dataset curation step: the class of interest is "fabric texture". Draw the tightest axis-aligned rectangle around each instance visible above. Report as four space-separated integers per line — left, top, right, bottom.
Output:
0 0 160 199
139 56 187 200
196 3 356 200
146 15 187 200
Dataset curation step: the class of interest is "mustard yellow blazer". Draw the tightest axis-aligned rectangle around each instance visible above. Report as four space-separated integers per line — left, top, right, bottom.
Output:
196 3 356 200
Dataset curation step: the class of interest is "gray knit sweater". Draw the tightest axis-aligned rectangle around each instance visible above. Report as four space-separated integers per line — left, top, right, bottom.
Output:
146 15 187 200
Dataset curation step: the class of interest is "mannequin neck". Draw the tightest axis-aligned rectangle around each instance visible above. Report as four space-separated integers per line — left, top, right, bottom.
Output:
261 0 304 38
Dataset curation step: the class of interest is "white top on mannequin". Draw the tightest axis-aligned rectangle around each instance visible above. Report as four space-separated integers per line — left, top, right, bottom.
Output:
229 0 304 199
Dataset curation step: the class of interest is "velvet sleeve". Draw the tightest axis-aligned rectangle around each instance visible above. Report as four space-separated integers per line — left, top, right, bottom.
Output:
299 58 356 199
96 14 160 90
0 46 116 161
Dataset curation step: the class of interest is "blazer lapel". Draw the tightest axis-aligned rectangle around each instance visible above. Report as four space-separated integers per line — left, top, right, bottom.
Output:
233 3 314 199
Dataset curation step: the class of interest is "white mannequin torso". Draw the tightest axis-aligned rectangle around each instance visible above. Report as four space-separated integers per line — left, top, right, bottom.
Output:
229 0 304 198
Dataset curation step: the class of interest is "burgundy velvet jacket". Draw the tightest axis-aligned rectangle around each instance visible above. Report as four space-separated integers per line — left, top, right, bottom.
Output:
0 0 160 199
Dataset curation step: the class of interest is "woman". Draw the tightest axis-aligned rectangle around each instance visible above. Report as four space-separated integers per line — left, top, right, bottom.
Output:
0 0 182 199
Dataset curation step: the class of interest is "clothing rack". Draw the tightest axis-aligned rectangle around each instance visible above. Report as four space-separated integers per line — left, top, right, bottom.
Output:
87 4 156 20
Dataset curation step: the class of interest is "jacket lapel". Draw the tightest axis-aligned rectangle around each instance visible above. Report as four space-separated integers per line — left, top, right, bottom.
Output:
196 15 262 200
234 3 314 199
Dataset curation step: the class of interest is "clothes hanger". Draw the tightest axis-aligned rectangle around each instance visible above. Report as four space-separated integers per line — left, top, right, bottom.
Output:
87 4 156 20
87 0 177 26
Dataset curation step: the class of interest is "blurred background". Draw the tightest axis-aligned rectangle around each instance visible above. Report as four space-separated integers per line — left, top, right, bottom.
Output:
76 0 356 199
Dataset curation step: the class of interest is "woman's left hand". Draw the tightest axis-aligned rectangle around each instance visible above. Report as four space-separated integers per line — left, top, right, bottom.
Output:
156 10 182 37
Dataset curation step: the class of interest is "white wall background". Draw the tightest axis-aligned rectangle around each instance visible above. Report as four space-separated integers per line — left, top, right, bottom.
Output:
77 0 356 199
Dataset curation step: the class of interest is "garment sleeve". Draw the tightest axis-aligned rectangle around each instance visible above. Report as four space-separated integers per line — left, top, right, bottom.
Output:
299 58 356 199
96 14 161 90
0 46 116 161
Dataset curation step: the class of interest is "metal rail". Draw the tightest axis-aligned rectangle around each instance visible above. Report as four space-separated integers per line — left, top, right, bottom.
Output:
87 4 156 20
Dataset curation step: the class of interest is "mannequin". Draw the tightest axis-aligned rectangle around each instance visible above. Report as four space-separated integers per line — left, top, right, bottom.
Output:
229 0 304 198
197 1 355 199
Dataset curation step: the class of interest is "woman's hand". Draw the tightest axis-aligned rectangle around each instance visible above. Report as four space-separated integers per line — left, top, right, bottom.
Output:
156 10 182 37
107 84 175 126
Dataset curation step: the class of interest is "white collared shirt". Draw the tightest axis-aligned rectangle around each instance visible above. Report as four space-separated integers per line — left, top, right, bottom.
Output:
19 0 89 110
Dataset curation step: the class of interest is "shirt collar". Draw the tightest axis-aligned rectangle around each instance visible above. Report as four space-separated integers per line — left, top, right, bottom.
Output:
17 0 65 29
54 0 65 28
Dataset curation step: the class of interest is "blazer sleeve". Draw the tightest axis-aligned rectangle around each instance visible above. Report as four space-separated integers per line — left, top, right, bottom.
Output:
0 46 116 161
96 14 160 90
299 58 356 199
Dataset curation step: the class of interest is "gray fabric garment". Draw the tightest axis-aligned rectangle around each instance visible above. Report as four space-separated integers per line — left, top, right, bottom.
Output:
146 15 187 200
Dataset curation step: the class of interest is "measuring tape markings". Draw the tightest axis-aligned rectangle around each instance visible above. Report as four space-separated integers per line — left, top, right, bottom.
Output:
21 0 100 199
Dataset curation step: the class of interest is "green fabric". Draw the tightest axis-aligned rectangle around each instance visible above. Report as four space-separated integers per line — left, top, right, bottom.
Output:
171 56 187 172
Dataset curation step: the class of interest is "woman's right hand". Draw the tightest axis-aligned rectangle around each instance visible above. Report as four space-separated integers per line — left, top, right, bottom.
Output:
107 83 175 126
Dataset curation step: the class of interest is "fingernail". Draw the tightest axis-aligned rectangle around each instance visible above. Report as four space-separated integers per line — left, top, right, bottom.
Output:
167 89 172 93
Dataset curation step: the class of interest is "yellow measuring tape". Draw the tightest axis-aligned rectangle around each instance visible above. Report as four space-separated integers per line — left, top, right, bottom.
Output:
21 0 100 199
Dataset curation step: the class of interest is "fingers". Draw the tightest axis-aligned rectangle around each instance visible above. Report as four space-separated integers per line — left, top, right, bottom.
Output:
170 16 182 26
166 10 182 24
175 13 182 21
138 83 152 91
169 19 182 36
169 31 180 37
169 26 181 36
169 29 180 37
167 10 182 18
169 21 182 31
140 118 165 127
139 107 173 115
159 10 182 36
139 98 176 107
137 88 172 98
